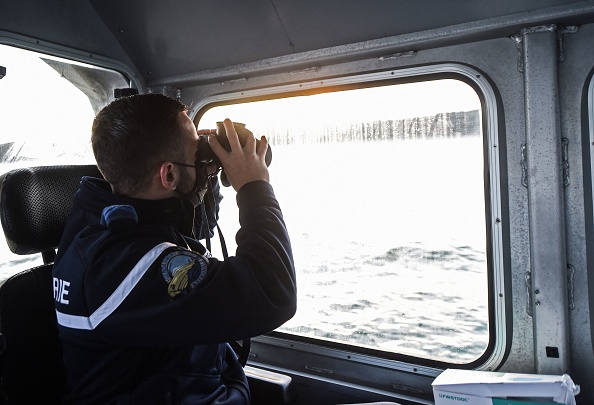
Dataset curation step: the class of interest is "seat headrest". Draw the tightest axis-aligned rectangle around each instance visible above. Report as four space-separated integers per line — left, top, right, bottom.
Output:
0 165 102 255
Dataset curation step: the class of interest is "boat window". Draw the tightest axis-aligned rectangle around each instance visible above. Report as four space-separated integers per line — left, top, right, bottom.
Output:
0 44 125 280
198 76 492 365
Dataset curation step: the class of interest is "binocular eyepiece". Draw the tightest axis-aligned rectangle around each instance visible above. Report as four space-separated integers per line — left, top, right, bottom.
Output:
196 122 272 187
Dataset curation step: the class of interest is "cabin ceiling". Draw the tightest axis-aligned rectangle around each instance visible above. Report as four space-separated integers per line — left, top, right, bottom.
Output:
1 0 590 87
88 0 586 84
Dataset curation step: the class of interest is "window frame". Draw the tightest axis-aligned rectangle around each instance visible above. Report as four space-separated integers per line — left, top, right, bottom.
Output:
587 67 594 350
0 30 143 94
193 63 508 372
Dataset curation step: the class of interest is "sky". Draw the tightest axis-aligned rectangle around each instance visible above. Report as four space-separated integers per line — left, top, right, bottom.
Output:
199 79 481 132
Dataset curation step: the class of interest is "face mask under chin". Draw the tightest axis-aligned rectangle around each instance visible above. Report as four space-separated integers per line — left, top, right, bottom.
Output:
177 187 206 208
176 165 209 208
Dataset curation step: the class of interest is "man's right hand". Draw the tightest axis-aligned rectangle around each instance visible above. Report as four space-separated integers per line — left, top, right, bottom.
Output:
208 118 270 192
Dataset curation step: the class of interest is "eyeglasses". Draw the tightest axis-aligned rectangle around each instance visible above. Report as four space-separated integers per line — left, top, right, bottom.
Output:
172 162 196 169
172 161 214 178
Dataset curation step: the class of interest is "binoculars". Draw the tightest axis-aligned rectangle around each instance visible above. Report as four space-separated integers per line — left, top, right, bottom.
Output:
196 122 272 187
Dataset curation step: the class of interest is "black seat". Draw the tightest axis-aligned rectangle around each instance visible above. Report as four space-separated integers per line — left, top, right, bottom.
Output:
0 165 101 404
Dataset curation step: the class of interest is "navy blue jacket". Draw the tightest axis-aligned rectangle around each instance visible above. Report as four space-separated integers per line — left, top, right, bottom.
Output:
53 177 296 404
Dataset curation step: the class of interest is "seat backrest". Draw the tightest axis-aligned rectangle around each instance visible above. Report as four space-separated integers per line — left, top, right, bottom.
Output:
0 165 102 262
0 165 102 404
0 264 65 404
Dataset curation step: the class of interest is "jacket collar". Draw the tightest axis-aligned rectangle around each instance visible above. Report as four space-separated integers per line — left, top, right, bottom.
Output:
75 176 193 231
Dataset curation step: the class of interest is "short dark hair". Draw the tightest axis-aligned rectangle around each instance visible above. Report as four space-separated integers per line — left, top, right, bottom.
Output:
92 93 188 196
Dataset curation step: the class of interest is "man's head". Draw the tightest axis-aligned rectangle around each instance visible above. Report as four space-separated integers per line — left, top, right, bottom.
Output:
92 94 199 199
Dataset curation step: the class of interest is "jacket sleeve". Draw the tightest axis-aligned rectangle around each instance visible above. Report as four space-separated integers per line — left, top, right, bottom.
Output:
95 181 297 346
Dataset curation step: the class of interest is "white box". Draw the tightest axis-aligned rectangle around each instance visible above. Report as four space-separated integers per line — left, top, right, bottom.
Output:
432 369 580 405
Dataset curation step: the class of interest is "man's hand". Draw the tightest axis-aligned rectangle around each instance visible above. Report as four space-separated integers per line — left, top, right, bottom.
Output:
208 118 270 191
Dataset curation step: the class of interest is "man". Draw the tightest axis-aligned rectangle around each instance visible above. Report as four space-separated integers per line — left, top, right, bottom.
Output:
53 94 297 404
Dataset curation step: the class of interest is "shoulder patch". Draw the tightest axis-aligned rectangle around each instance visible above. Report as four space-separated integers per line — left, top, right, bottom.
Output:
160 250 208 298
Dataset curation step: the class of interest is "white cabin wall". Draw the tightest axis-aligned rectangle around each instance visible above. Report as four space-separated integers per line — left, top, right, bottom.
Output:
561 21 594 402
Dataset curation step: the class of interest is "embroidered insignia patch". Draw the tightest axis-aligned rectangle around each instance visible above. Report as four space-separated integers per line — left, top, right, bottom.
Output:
161 250 208 298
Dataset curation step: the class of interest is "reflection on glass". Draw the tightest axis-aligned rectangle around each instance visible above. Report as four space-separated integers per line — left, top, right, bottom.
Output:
202 79 488 363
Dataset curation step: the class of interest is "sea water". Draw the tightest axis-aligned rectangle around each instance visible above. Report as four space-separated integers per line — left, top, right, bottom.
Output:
212 137 490 363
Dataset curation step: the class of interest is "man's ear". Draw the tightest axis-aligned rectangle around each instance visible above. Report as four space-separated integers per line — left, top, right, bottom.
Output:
159 162 178 191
